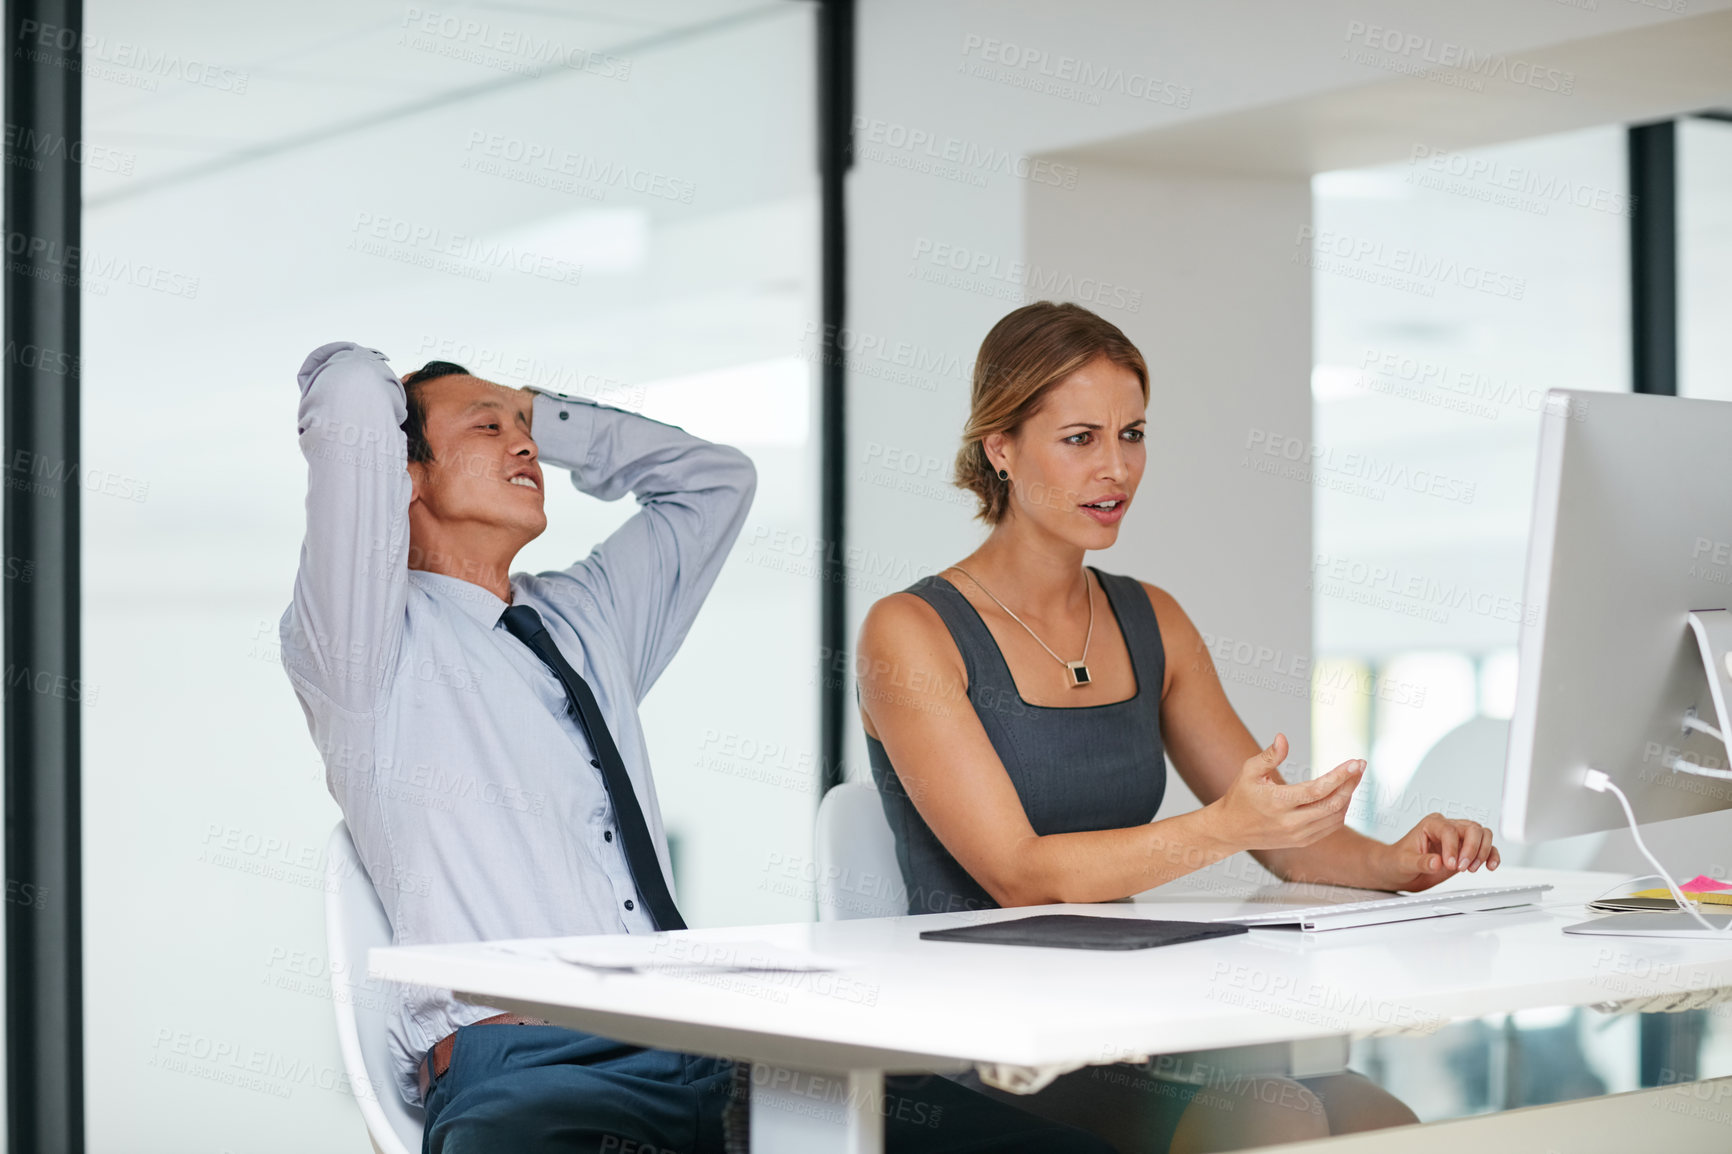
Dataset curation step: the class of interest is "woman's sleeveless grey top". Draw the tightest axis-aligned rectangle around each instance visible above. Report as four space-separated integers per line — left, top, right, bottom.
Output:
865 568 1167 914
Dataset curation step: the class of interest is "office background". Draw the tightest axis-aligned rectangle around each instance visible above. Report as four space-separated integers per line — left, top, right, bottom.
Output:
2 0 1729 1149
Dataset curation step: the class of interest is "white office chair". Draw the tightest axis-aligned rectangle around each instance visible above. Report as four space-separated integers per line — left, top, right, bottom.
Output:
1394 715 1603 869
813 780 907 921
1376 716 1514 843
325 821 425 1154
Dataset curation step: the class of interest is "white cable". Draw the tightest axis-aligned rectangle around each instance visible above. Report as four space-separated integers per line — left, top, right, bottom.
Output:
1684 712 1727 744
1584 770 1725 933
1667 755 1732 780
1671 714 1732 777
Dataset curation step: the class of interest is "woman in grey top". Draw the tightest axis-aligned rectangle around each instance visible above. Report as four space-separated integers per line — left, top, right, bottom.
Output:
859 302 1499 1153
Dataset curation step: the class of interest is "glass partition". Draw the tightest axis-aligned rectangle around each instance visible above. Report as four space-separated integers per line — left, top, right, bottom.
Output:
51 1 1732 1147
79 3 818 1147
1311 124 1667 1122
1310 125 1630 840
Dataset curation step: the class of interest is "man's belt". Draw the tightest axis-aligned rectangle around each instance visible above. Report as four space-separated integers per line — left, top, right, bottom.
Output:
418 1013 549 1100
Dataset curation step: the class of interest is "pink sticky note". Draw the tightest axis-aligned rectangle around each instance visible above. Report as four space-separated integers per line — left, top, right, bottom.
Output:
1678 875 1732 893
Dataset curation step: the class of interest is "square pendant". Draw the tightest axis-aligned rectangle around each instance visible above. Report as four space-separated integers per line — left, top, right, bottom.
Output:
1066 661 1091 688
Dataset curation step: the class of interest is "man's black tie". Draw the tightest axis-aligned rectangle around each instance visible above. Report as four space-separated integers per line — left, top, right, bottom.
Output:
500 603 686 931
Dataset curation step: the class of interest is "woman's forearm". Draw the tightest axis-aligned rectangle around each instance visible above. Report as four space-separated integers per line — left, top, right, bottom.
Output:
1000 816 1392 906
1253 826 1382 889
1001 806 1246 905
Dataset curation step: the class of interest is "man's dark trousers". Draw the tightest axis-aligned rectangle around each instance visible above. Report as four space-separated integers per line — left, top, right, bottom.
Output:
421 1024 1115 1153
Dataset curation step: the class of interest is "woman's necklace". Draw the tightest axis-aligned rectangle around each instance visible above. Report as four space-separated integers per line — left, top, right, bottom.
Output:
949 565 1095 688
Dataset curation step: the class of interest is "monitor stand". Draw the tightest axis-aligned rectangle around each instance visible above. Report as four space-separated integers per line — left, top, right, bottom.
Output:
1674 610 1732 776
1564 910 1732 938
1569 612 1732 940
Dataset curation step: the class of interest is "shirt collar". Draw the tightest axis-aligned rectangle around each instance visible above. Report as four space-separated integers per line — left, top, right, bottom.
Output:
407 569 513 628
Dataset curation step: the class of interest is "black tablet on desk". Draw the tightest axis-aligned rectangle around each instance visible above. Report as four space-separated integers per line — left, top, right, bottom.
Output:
919 914 1247 951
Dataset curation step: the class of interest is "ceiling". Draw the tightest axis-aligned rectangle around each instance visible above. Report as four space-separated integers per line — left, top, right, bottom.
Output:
1059 6 1732 176
85 0 788 207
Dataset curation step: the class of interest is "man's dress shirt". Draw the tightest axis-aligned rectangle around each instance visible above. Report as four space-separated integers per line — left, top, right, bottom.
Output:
279 341 755 1105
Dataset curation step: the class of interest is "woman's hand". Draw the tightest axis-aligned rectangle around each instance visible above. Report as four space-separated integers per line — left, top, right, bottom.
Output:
1203 733 1364 853
1365 814 1501 892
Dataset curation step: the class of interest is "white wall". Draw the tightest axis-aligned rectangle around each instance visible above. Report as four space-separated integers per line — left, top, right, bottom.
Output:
1028 167 1315 805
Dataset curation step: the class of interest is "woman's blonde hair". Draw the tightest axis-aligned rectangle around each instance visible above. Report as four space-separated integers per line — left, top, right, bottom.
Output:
955 301 1149 524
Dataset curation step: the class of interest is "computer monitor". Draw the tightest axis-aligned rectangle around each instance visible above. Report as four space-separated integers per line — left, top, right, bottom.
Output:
1502 388 1732 845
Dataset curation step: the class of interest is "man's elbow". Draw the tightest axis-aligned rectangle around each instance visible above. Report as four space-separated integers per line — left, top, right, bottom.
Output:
712 444 757 504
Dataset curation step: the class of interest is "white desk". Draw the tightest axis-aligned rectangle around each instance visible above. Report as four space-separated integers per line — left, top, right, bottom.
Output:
370 867 1732 1152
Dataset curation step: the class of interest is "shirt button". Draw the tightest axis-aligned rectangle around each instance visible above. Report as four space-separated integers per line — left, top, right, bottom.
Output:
604 830 613 843
590 759 601 768
559 410 569 420
624 900 635 911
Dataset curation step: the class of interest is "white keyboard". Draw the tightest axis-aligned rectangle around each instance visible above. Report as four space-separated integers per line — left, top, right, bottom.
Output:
1214 884 1552 932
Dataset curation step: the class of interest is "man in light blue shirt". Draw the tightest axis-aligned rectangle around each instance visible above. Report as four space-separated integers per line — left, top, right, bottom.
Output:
281 342 1110 1153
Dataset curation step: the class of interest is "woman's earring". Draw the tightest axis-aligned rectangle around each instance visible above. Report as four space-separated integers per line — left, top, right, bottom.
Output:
997 468 1009 481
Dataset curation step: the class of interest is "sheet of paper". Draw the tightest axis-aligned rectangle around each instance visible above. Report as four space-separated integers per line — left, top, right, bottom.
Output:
552 937 850 974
